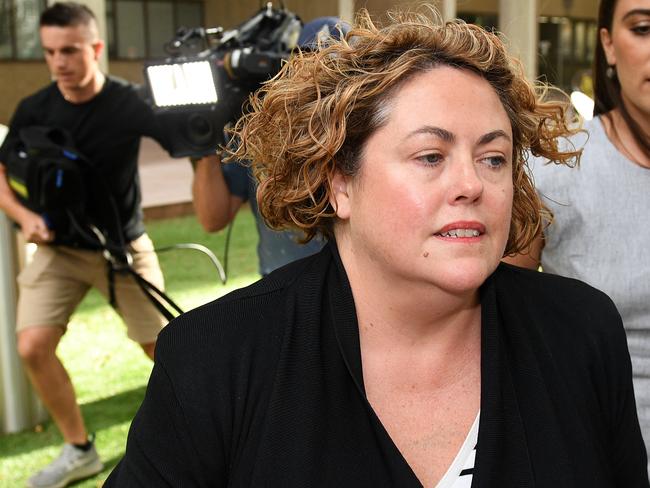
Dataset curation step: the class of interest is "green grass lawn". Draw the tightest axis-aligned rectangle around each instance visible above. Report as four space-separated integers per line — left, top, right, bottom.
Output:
0 207 260 487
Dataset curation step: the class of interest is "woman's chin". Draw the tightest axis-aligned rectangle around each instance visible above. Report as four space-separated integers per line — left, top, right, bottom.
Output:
422 260 498 296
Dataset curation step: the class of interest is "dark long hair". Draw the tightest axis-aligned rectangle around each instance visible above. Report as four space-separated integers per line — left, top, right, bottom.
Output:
595 0 650 157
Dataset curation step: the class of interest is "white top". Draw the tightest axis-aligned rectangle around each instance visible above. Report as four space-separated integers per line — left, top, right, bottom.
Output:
435 411 479 488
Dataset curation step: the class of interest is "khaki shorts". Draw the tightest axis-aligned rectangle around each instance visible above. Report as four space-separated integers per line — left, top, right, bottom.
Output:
16 233 167 344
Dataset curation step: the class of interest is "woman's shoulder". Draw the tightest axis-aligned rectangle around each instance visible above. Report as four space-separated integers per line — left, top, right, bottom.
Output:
155 249 330 368
494 263 623 344
492 264 630 380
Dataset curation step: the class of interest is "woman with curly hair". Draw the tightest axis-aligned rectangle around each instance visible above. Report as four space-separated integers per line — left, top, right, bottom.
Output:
106 7 648 487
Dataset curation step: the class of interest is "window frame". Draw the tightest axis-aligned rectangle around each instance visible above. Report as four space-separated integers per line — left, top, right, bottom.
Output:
107 0 204 60
0 0 48 62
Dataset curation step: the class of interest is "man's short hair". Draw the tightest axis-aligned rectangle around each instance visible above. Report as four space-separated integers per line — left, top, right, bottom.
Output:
40 2 96 28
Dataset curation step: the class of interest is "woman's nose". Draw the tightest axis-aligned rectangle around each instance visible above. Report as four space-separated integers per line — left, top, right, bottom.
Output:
446 158 484 204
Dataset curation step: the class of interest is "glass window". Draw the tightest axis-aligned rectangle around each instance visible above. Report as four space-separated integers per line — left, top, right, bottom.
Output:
560 18 572 59
106 0 116 58
176 2 202 30
0 0 46 60
0 0 204 61
586 22 597 63
15 0 44 59
109 0 203 59
0 0 12 59
147 1 174 58
116 0 146 59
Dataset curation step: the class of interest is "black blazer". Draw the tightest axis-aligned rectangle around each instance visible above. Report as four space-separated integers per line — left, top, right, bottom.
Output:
106 243 648 487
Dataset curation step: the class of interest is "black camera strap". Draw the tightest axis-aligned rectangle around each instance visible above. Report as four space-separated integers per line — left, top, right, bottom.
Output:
80 219 183 322
107 257 184 323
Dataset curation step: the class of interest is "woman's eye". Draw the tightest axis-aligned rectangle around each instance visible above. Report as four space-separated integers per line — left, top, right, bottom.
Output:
631 24 650 35
481 155 507 169
417 153 443 165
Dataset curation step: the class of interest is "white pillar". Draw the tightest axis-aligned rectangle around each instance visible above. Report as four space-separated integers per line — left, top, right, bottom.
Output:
338 0 355 24
499 0 538 81
0 125 47 434
0 216 48 433
440 0 457 21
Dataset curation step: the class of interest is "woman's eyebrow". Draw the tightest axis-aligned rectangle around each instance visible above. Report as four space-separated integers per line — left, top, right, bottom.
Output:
477 130 511 146
404 126 511 146
622 8 650 21
405 126 455 142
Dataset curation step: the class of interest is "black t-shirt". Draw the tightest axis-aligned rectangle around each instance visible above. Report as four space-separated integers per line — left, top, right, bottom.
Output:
0 76 170 247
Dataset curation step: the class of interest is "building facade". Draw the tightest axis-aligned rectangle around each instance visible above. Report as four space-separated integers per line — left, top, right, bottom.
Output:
0 0 598 125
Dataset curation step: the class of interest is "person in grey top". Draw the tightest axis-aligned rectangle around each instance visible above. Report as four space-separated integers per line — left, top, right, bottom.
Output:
508 0 650 458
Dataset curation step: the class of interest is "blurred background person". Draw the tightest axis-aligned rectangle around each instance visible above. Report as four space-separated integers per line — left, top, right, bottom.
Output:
507 0 650 462
0 3 172 487
191 17 348 277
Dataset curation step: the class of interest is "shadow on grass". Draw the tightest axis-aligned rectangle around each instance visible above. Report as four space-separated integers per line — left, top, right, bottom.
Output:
83 385 146 433
0 386 146 459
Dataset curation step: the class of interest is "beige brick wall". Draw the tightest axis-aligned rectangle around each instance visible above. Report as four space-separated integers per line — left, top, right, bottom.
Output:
0 63 50 126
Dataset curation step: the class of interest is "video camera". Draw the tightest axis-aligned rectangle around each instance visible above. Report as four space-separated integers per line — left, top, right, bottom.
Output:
144 3 302 157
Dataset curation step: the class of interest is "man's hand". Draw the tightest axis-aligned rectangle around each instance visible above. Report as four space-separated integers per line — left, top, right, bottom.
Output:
18 210 54 243
0 163 53 243
191 154 243 232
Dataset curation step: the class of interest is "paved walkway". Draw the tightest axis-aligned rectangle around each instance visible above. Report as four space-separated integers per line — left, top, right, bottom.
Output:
138 137 194 218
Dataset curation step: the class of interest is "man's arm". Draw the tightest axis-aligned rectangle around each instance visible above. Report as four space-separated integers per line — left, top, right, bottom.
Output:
191 154 244 232
502 232 544 270
0 163 53 243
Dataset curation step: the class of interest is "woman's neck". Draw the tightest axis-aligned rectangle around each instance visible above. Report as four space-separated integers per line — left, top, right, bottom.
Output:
336 237 481 351
601 107 650 168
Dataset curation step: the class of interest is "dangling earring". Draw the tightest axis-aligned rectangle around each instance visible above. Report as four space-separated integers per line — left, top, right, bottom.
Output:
606 65 616 79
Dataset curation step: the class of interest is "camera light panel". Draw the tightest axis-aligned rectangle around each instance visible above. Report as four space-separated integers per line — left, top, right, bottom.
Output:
147 61 219 107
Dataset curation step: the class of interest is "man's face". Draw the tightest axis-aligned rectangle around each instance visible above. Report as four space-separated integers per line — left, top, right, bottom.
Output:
40 23 103 92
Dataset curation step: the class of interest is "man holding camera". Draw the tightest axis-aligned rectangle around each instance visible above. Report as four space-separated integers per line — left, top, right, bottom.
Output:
191 18 348 276
0 3 171 487
192 150 324 276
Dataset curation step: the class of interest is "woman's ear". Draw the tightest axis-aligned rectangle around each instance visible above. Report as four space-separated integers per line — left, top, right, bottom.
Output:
329 170 351 220
600 28 616 66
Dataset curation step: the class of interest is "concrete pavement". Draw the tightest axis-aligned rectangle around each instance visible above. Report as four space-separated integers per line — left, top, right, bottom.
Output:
138 137 195 219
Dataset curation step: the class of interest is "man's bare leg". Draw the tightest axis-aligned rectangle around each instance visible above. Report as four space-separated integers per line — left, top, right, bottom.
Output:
140 341 155 361
17 326 87 444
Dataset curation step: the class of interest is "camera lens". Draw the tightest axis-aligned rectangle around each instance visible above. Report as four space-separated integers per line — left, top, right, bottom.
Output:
186 113 214 145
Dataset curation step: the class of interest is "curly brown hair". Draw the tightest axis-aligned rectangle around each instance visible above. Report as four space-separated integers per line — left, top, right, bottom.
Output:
230 7 581 255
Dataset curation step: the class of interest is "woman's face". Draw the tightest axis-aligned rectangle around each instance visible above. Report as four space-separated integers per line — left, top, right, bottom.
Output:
601 0 650 116
332 66 513 295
